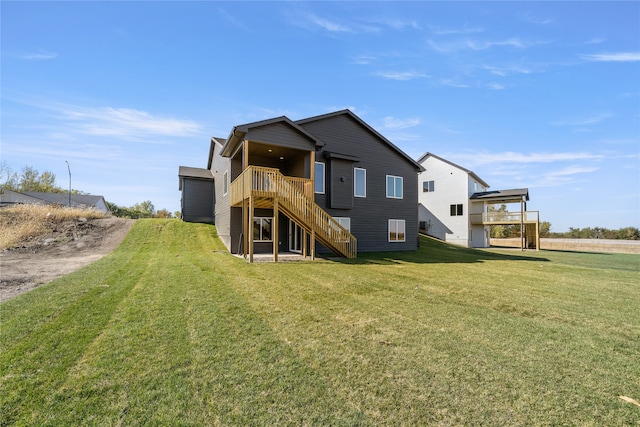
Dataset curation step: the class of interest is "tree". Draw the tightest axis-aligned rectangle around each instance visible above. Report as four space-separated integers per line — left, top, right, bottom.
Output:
0 161 18 191
133 200 155 217
154 209 173 218
539 221 552 237
1 164 66 193
18 166 60 193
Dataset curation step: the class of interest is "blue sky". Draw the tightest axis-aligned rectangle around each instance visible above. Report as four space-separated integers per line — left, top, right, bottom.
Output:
2 1 638 231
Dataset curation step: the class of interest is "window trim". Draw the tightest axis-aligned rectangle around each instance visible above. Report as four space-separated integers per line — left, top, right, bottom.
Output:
423 180 434 193
450 204 463 216
223 170 229 196
388 219 406 242
314 162 325 194
354 167 366 198
386 175 403 199
253 217 273 242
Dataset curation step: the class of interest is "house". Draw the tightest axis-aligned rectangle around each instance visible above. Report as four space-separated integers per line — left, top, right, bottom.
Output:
180 109 424 261
178 165 214 223
417 152 539 250
0 189 109 214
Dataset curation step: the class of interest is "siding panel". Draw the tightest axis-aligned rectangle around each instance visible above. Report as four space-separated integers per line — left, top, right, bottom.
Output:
181 178 214 223
300 114 420 252
246 122 316 151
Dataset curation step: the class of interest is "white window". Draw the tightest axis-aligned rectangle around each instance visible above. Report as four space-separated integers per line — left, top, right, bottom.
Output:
223 171 229 195
386 175 403 199
253 217 272 241
314 162 325 194
354 168 366 198
333 217 351 232
388 219 406 242
423 180 434 192
450 204 463 216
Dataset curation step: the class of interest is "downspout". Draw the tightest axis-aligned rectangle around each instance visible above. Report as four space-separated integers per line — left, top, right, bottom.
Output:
520 196 525 251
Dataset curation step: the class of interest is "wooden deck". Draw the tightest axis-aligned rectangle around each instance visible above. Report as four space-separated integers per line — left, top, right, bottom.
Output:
229 166 357 261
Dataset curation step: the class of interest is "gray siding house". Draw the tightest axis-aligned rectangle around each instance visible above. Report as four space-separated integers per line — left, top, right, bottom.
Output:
178 166 214 223
0 189 109 213
180 109 423 261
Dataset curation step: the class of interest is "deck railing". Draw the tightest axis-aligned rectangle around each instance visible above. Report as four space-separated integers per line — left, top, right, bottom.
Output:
229 166 356 258
470 211 539 225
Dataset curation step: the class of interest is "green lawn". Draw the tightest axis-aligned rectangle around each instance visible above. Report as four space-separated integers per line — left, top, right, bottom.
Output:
2 219 639 426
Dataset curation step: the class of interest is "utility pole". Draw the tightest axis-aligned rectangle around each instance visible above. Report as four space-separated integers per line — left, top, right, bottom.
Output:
65 160 71 206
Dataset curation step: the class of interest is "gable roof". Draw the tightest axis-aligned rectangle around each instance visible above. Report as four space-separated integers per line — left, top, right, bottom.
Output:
178 166 214 180
220 116 323 158
296 109 424 171
207 137 226 169
20 192 108 211
0 189 43 204
417 152 489 188
178 166 214 190
470 188 529 203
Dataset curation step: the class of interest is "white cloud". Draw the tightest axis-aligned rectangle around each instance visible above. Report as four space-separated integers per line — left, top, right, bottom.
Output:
467 38 529 50
306 13 352 32
428 24 483 35
580 52 640 62
374 71 428 81
382 116 421 130
483 64 535 76
12 100 204 143
18 51 58 60
552 113 612 126
218 7 253 32
545 166 599 177
363 16 420 30
520 12 553 25
487 83 505 90
352 55 376 65
428 37 542 54
438 79 470 88
60 106 202 138
585 37 606 45
452 151 605 166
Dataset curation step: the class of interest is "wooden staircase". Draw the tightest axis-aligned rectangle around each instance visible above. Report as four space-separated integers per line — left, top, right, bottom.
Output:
230 166 357 259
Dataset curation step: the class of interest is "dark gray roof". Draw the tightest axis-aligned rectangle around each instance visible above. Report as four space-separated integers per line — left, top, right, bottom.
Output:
417 152 489 188
297 109 424 172
22 192 108 209
470 188 529 202
207 137 226 170
221 116 324 158
178 166 214 180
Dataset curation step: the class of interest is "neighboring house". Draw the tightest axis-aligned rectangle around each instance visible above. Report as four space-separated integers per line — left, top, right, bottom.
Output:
180 109 423 261
178 165 214 223
0 189 110 213
417 152 539 250
0 189 44 206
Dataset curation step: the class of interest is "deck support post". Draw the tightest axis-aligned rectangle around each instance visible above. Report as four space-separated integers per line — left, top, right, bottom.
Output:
248 196 254 263
302 230 307 257
273 198 279 262
311 229 316 260
520 198 525 251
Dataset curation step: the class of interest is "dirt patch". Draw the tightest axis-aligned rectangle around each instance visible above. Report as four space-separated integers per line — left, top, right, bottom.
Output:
0 217 134 302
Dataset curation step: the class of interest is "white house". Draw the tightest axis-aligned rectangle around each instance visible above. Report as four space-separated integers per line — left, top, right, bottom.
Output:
417 152 539 250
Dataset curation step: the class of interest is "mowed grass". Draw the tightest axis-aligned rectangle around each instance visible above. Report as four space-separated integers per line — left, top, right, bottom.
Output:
1 220 638 426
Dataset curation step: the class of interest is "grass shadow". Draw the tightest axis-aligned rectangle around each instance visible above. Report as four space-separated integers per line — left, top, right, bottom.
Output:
328 235 550 265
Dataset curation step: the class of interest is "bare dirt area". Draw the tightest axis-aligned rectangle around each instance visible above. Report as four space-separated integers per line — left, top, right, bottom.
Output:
0 217 134 302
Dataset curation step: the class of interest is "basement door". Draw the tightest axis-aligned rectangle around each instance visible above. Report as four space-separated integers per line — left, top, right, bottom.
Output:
289 221 303 254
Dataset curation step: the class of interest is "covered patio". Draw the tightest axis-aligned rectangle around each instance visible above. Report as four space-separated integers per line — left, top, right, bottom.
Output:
469 189 540 251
